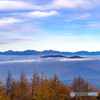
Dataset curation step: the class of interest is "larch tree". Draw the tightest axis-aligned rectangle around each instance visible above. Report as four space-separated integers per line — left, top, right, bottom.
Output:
6 70 13 96
18 70 31 100
33 71 50 100
10 80 19 100
49 74 69 100
0 82 10 100
30 70 40 100
70 75 97 100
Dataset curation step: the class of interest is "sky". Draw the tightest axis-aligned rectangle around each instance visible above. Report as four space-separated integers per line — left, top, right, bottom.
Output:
0 0 100 52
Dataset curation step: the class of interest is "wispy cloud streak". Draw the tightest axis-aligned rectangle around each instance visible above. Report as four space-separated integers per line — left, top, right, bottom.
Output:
10 10 59 18
0 35 36 44
0 59 42 64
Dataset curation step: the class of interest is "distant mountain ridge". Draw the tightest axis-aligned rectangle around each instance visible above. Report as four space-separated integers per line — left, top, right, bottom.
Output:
0 50 100 55
40 55 83 58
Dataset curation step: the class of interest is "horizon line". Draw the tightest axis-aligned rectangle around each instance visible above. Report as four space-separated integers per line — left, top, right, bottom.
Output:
1 49 100 53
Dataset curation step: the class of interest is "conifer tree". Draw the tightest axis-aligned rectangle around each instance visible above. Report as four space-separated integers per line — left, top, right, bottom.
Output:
49 74 69 100
18 70 31 100
33 71 50 100
0 82 10 100
30 70 40 100
10 80 19 100
70 75 97 100
2 69 99 100
6 70 13 96
70 75 85 92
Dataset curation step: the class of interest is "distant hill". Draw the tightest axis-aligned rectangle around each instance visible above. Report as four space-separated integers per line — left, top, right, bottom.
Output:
0 50 100 55
40 55 66 58
69 56 83 58
40 55 83 58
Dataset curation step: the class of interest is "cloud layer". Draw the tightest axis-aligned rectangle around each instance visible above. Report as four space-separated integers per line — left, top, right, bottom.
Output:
0 17 22 26
11 10 59 18
0 0 99 11
0 35 36 44
0 57 94 64
0 1 33 10
0 0 100 51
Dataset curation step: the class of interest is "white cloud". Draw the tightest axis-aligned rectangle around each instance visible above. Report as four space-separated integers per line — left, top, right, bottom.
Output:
0 18 41 32
11 10 59 18
53 36 78 39
63 33 72 35
0 57 94 64
0 59 41 64
51 0 85 9
0 1 33 10
0 35 36 44
59 58 94 61
87 21 100 28
0 11 58 32
39 0 98 10
64 13 91 21
52 35 92 40
71 13 91 20
0 0 99 11
0 18 22 26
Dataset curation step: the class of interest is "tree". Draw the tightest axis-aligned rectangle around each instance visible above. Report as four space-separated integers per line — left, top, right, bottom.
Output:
10 80 19 100
18 70 31 100
30 70 40 100
49 74 69 100
70 75 85 92
6 70 13 96
0 82 10 100
70 75 97 100
32 71 50 100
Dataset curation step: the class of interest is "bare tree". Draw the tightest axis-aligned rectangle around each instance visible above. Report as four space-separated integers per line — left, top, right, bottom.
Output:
6 70 13 96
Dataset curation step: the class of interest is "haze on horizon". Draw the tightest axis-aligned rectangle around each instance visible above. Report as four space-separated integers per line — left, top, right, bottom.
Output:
0 0 100 52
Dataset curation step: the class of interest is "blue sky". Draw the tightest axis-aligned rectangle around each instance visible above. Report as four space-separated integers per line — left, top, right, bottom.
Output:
0 0 100 52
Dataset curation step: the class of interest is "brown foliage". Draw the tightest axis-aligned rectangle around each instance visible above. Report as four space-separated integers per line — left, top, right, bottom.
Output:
0 71 99 100
69 75 98 100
